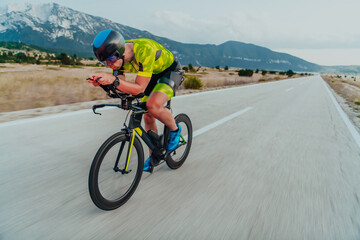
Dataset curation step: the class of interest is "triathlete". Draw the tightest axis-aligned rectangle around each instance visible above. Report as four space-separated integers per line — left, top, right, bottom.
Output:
88 29 183 172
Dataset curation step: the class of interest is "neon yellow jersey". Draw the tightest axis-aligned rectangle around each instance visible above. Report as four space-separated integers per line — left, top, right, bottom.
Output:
123 39 174 78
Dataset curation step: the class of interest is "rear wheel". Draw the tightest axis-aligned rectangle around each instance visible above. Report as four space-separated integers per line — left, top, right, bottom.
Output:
166 113 193 169
88 132 144 210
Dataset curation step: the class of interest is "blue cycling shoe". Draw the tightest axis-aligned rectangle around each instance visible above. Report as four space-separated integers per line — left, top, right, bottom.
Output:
143 157 152 172
167 124 181 151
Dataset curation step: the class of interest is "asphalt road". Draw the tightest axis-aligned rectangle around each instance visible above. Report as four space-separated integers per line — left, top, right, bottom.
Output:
1 76 360 240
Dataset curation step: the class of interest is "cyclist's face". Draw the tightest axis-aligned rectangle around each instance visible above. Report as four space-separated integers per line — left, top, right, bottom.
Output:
106 57 123 70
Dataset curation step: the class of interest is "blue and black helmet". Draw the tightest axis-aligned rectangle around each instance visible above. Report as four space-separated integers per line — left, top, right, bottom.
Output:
92 29 125 64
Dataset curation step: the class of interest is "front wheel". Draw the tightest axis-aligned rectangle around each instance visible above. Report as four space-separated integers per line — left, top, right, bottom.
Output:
88 131 144 210
166 113 193 169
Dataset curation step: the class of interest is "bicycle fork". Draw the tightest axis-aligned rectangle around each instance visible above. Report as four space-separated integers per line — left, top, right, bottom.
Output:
113 129 137 174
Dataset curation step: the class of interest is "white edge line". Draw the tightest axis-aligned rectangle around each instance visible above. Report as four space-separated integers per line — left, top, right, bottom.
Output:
193 107 253 138
285 87 294 92
323 81 360 148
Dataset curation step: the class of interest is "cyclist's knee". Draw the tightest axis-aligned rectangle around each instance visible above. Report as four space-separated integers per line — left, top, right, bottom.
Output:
146 96 166 116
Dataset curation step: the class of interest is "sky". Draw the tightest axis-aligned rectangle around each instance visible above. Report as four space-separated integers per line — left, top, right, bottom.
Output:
1 0 360 66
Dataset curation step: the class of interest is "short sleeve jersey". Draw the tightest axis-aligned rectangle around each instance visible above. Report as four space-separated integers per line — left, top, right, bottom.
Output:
122 38 174 78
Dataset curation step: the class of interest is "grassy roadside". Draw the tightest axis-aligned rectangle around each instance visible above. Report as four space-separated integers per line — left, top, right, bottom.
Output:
0 63 300 113
322 75 360 116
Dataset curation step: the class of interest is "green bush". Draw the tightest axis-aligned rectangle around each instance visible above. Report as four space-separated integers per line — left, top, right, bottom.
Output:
188 63 194 71
258 78 266 82
286 70 295 77
184 76 203 89
237 69 254 77
57 53 74 65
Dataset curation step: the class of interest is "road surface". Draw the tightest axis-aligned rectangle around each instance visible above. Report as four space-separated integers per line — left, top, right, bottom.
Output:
1 76 360 239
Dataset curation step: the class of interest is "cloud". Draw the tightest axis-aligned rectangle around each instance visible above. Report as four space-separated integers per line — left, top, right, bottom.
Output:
151 10 217 43
147 9 360 49
275 48 360 66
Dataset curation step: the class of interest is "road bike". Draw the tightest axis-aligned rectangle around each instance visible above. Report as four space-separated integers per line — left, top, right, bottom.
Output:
88 83 192 210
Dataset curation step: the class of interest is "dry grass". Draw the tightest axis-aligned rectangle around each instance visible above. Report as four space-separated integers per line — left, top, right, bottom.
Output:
0 63 295 113
181 69 293 89
322 75 360 111
0 64 136 112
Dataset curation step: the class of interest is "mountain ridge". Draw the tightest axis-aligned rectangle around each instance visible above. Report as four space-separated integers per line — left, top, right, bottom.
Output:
0 2 350 73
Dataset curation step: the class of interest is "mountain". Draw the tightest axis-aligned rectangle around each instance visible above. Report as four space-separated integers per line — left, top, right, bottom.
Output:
0 3 323 72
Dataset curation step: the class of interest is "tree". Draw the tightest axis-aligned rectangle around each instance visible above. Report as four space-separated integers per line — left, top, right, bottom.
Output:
57 53 73 65
286 70 295 77
237 69 254 77
224 66 229 71
188 63 194 71
15 52 28 63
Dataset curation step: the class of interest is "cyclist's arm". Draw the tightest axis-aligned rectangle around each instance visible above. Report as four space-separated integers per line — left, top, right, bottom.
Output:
116 75 150 96
116 47 155 95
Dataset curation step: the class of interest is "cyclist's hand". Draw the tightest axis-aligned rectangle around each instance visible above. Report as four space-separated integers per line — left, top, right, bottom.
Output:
87 75 100 87
93 73 116 85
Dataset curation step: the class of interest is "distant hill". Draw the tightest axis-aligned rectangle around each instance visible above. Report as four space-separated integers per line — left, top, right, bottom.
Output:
0 41 51 53
0 3 356 73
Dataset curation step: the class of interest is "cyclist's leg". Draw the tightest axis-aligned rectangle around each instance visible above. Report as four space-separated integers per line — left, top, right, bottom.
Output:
146 65 184 130
143 111 157 171
146 88 177 131
143 112 157 133
142 97 157 163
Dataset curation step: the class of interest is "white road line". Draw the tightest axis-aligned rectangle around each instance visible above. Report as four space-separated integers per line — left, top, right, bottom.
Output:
285 87 294 92
193 107 253 138
323 81 360 148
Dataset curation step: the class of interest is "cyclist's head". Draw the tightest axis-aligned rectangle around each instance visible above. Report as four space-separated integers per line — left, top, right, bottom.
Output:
93 29 125 65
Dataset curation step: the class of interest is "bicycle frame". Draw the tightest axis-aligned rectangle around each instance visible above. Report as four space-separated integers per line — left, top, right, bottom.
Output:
92 90 185 173
121 108 166 172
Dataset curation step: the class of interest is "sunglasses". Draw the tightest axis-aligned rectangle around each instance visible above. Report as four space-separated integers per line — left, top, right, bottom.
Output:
101 52 121 65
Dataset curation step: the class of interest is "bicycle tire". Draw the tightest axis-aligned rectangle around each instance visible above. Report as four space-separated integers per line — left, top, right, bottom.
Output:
88 131 144 210
166 113 193 169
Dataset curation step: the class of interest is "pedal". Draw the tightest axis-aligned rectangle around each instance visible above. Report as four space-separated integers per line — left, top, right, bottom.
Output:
164 144 181 159
150 155 162 167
